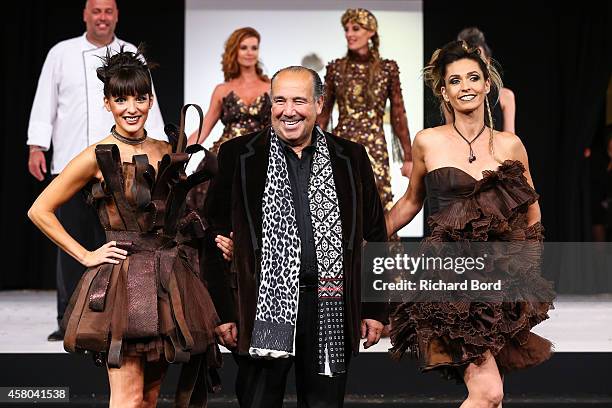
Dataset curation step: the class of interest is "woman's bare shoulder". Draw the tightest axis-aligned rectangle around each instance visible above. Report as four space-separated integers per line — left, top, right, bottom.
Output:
495 130 522 148
414 125 448 145
493 130 527 161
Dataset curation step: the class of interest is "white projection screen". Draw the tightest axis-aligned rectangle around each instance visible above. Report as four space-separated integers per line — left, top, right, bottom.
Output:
185 0 424 237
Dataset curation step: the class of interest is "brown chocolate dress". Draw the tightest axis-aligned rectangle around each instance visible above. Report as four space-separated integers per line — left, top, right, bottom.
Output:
390 160 555 380
210 90 271 154
187 91 271 212
62 143 221 405
319 54 411 215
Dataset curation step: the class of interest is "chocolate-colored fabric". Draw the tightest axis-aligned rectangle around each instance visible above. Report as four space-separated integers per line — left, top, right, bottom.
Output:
204 127 388 356
62 142 221 407
185 92 271 215
389 160 554 381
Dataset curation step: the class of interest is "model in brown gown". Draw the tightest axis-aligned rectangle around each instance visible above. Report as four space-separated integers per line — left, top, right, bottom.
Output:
186 91 271 212
186 27 271 211
28 45 222 407
318 8 413 221
210 91 271 154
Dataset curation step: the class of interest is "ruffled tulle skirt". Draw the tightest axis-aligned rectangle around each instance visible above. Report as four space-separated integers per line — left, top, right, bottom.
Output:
390 161 555 381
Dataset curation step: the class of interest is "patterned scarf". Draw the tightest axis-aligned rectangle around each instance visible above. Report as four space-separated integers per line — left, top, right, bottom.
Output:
249 127 345 375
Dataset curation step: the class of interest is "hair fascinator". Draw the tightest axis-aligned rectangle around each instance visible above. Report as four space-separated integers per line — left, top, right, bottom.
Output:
341 8 378 32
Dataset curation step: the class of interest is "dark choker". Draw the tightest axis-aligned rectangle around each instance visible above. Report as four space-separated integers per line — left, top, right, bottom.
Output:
111 125 147 145
453 122 486 163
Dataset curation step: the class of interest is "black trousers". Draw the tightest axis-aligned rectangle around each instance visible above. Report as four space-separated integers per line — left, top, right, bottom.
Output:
55 188 105 325
234 290 350 408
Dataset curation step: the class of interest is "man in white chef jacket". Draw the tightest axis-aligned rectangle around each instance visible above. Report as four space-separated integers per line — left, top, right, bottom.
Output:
26 0 166 341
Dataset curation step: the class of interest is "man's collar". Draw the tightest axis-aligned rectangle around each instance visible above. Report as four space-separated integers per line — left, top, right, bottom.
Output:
81 32 118 51
270 126 325 150
275 127 319 154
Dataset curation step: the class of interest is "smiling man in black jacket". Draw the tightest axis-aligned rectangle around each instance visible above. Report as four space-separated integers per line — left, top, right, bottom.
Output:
205 66 388 408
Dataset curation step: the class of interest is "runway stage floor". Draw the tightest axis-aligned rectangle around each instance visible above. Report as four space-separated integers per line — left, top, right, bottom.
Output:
1 290 611 407
1 290 611 353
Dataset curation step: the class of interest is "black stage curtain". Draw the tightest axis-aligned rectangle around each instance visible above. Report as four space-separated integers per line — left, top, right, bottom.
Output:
0 1 184 289
424 2 611 243
424 2 612 292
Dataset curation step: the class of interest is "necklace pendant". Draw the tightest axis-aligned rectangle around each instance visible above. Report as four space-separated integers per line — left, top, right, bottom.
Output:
469 154 476 163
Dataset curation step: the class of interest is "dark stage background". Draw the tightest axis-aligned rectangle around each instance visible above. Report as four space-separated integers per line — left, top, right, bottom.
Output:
1 1 610 290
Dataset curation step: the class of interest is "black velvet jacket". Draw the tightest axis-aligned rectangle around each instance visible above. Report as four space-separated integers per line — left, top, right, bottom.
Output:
204 127 388 355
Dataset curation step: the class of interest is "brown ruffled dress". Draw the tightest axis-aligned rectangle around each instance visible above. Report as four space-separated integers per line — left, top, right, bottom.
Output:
62 144 221 405
390 160 555 380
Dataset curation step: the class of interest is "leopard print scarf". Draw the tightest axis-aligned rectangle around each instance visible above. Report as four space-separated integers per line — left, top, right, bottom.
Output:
249 127 345 375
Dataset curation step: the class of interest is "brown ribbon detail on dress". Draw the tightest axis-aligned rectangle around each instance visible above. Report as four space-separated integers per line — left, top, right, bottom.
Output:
63 267 100 353
107 257 129 368
89 241 132 312
98 230 196 367
167 269 195 353
88 263 114 312
95 145 141 231
126 252 159 339
132 154 155 209
175 104 204 154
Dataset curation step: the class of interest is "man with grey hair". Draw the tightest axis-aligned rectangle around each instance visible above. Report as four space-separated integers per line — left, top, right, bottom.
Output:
205 65 388 407
26 0 165 341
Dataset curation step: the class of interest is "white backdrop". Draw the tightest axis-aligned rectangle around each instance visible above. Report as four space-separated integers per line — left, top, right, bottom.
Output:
185 0 423 237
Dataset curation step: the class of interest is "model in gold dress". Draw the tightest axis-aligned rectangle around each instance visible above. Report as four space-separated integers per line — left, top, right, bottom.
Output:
318 8 413 218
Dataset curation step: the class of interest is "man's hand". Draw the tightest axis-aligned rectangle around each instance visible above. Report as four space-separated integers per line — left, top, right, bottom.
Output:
28 148 47 181
215 322 238 349
360 319 384 349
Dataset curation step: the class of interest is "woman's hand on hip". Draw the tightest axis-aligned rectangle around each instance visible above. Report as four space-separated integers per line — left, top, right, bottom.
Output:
81 241 127 267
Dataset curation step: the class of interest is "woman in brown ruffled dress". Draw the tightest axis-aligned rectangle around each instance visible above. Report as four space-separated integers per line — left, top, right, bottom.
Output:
318 8 413 218
385 41 554 407
187 27 271 152
28 48 223 408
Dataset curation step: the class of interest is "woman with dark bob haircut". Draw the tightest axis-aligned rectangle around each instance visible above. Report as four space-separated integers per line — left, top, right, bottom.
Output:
28 46 223 408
